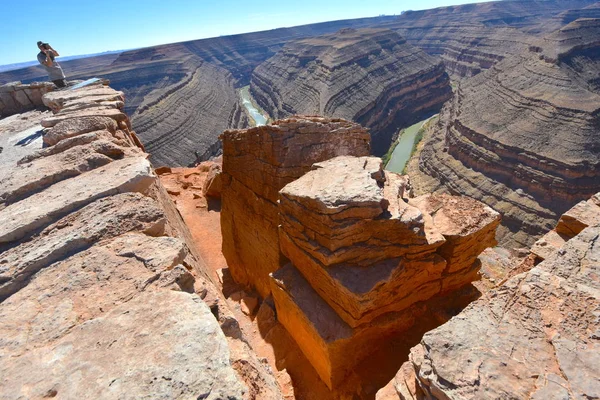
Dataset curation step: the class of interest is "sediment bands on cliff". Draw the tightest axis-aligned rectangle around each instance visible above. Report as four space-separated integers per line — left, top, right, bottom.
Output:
414 19 600 247
389 0 599 78
250 28 452 156
2 1 597 164
131 60 248 167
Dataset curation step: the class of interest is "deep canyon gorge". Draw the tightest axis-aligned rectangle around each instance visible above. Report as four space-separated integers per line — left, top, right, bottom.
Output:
1 0 599 399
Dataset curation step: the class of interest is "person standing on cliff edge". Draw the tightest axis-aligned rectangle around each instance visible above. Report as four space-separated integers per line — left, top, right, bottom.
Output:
37 41 67 88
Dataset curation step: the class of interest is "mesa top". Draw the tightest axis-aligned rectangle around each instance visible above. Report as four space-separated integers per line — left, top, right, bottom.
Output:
37 51 65 81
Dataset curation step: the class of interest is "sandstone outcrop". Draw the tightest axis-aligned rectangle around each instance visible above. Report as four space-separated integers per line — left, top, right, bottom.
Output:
272 155 499 388
0 81 54 117
387 192 600 400
220 116 371 297
412 18 600 247
250 28 451 155
0 83 280 399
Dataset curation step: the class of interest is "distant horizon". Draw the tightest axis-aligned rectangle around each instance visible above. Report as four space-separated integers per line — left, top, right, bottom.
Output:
1 0 496 67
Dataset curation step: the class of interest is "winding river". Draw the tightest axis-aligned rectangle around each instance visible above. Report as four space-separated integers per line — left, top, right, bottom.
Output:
385 116 435 173
240 86 269 126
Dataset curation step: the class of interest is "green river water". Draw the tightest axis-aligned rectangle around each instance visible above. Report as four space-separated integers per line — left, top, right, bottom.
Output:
385 117 433 173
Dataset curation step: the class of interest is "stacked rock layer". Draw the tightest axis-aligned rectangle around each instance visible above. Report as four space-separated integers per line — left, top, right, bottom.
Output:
414 18 600 247
250 28 452 155
270 155 500 388
220 116 371 297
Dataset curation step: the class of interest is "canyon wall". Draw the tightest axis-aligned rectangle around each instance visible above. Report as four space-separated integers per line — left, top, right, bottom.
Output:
130 59 249 167
0 83 280 399
1 1 596 164
387 0 599 78
381 192 600 400
250 28 452 156
412 18 600 247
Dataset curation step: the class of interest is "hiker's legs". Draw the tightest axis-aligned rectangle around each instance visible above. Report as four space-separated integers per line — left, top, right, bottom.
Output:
52 79 67 88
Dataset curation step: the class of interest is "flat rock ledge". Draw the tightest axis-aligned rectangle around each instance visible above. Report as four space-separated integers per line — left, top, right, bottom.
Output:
0 83 275 399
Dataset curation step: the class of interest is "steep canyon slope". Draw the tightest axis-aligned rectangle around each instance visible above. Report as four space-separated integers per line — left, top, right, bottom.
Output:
412 18 600 247
250 28 452 155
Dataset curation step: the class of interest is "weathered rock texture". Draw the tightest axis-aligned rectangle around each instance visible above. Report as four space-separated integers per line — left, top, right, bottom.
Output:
388 192 600 399
0 81 54 117
272 156 499 388
220 116 371 297
0 83 280 399
250 28 452 155
413 18 600 247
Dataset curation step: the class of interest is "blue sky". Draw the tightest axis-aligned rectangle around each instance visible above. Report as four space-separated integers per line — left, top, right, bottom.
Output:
1 0 494 66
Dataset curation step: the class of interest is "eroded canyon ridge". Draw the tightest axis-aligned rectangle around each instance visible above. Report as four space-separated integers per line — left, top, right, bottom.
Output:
0 0 599 399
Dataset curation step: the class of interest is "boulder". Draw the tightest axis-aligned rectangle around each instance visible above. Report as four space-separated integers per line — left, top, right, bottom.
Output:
532 193 600 261
203 160 223 198
274 155 499 388
555 196 600 237
279 156 448 327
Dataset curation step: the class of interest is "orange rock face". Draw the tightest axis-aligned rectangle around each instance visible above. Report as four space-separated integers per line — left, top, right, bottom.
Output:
273 155 500 388
220 116 371 297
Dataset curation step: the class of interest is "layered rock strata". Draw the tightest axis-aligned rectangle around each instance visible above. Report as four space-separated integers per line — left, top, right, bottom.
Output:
388 0 598 78
0 83 279 399
0 81 54 117
220 116 371 297
250 28 451 156
271 156 500 388
414 19 600 247
387 192 600 399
